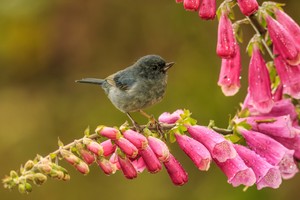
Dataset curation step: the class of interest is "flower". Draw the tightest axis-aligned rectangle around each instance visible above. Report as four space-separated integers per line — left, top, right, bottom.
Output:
187 125 237 162
148 136 170 162
267 15 300 66
100 139 116 157
239 128 299 179
236 0 259 16
183 0 200 11
96 126 121 140
216 12 236 58
140 145 162 173
122 129 148 150
275 8 300 48
115 137 139 158
131 157 146 173
215 154 256 187
272 135 300 161
158 109 184 124
76 143 95 165
83 138 104 156
218 44 241 96
235 115 299 138
60 149 81 165
96 157 117 175
163 154 188 186
234 144 282 189
175 133 211 171
198 0 216 20
74 161 90 175
117 155 138 179
248 44 273 113
274 52 300 99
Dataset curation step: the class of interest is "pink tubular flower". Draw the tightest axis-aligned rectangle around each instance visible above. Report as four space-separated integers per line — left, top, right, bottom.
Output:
187 125 237 162
96 126 121 140
236 0 259 16
122 129 148 150
115 137 138 158
198 0 216 20
272 135 300 161
163 154 188 186
255 99 298 122
236 115 299 138
234 144 282 190
158 109 184 124
216 12 236 58
100 139 116 157
117 155 137 179
131 157 146 173
248 44 273 113
275 9 300 48
215 155 256 187
140 145 162 173
267 15 300 66
83 138 104 156
218 44 241 96
239 128 299 179
109 153 121 170
274 53 300 99
96 157 117 175
148 136 170 162
175 133 211 171
60 149 81 165
183 0 200 11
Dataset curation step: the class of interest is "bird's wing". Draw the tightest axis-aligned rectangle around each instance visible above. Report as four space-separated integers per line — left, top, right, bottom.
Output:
106 72 136 91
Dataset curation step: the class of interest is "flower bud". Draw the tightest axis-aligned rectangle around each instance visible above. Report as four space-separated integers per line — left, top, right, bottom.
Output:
37 163 52 174
24 160 35 171
176 133 211 171
96 125 121 140
97 157 117 175
33 173 47 185
140 145 162 173
115 137 138 158
148 136 170 162
83 138 104 156
158 109 184 124
75 161 90 175
76 143 95 165
163 154 188 186
117 155 138 179
236 0 259 16
18 182 32 194
60 149 81 165
100 139 116 157
123 129 148 150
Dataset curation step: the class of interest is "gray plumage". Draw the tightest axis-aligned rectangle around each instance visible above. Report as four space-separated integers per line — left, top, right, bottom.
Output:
76 55 174 113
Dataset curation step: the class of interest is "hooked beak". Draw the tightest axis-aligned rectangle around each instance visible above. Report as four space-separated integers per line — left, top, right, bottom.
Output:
164 62 175 72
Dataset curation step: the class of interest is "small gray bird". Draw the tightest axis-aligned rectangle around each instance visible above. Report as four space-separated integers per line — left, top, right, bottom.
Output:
76 55 174 126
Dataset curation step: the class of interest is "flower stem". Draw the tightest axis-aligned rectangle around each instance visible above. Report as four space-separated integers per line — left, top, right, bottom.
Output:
247 15 275 60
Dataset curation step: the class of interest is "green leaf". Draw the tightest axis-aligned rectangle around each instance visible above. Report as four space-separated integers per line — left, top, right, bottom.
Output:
57 138 64 147
255 118 277 123
49 153 57 160
236 120 252 130
224 134 242 143
84 126 90 136
169 131 176 143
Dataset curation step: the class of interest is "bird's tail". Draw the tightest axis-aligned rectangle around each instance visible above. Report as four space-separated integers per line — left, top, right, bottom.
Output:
75 78 105 85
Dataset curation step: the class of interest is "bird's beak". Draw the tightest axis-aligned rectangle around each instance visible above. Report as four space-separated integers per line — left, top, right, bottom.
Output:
164 62 175 72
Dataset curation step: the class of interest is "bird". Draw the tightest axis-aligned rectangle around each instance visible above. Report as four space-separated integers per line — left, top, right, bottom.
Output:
76 54 174 128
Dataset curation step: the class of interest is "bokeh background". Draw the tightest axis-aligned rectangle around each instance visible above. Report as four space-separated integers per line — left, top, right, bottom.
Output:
1 0 300 199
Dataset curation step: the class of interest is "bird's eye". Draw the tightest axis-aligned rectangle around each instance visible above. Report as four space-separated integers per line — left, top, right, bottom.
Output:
152 65 158 70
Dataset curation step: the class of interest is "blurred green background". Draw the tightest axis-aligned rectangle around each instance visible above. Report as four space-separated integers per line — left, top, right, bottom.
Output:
1 0 300 199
